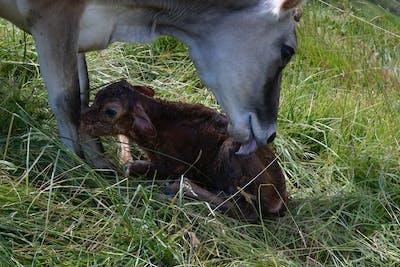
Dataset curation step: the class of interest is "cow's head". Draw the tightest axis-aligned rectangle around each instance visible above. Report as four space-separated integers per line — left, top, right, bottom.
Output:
186 0 304 155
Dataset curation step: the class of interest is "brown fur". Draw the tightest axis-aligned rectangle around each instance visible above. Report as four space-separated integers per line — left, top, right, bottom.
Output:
281 0 304 10
80 80 288 221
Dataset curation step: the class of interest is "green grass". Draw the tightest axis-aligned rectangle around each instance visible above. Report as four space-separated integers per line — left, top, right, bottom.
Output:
0 0 399 266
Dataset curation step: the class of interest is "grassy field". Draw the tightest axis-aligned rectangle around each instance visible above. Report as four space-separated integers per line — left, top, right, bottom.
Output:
0 0 399 266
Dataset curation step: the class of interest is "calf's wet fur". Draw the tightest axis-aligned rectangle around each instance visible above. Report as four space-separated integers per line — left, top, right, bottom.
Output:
80 80 288 221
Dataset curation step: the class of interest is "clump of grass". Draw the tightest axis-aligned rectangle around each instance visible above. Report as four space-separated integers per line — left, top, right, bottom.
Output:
0 0 399 265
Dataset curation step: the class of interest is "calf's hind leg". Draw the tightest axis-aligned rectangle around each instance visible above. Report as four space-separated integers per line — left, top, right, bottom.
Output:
167 178 233 212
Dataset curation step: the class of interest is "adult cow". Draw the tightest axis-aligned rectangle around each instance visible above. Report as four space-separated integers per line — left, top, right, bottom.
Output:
0 0 303 166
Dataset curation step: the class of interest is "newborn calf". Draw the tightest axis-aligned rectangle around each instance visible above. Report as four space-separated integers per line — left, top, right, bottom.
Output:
81 80 288 220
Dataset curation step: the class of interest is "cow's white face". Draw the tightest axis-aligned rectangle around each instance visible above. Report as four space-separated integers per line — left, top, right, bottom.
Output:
188 0 302 154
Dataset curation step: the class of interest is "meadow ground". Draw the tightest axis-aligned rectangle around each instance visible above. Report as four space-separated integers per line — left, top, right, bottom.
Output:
0 0 399 266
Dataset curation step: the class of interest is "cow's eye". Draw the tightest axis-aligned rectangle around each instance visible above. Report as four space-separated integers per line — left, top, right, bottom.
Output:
281 45 295 62
104 108 117 118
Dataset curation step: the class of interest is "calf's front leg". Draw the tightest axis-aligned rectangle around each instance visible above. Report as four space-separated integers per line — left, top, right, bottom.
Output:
118 134 133 165
127 160 184 178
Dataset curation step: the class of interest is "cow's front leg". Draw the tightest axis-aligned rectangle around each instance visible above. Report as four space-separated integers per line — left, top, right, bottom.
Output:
32 30 83 156
78 53 113 168
31 16 83 156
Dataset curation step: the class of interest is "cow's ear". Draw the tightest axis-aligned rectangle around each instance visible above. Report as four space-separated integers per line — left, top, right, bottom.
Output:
281 0 304 10
269 0 305 14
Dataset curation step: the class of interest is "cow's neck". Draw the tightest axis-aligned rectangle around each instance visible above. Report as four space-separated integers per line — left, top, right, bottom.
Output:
87 0 256 43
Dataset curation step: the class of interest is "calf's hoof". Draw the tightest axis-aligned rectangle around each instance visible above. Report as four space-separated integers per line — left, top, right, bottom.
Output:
127 160 152 176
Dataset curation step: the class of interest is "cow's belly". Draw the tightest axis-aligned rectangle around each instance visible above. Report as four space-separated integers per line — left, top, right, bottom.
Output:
0 0 29 31
78 3 159 52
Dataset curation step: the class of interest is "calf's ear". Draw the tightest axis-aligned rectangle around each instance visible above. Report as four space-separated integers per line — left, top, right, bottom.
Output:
117 80 155 97
134 86 155 97
130 103 157 138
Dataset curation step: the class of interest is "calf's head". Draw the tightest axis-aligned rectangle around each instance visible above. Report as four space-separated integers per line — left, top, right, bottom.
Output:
80 81 156 140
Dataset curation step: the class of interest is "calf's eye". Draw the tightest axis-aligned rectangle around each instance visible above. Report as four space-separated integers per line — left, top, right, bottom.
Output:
105 108 117 118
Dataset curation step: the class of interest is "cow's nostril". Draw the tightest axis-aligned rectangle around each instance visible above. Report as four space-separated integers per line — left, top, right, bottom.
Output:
267 132 276 144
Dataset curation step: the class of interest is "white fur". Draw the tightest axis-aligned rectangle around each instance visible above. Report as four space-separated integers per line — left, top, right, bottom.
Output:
79 4 159 52
263 0 304 16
